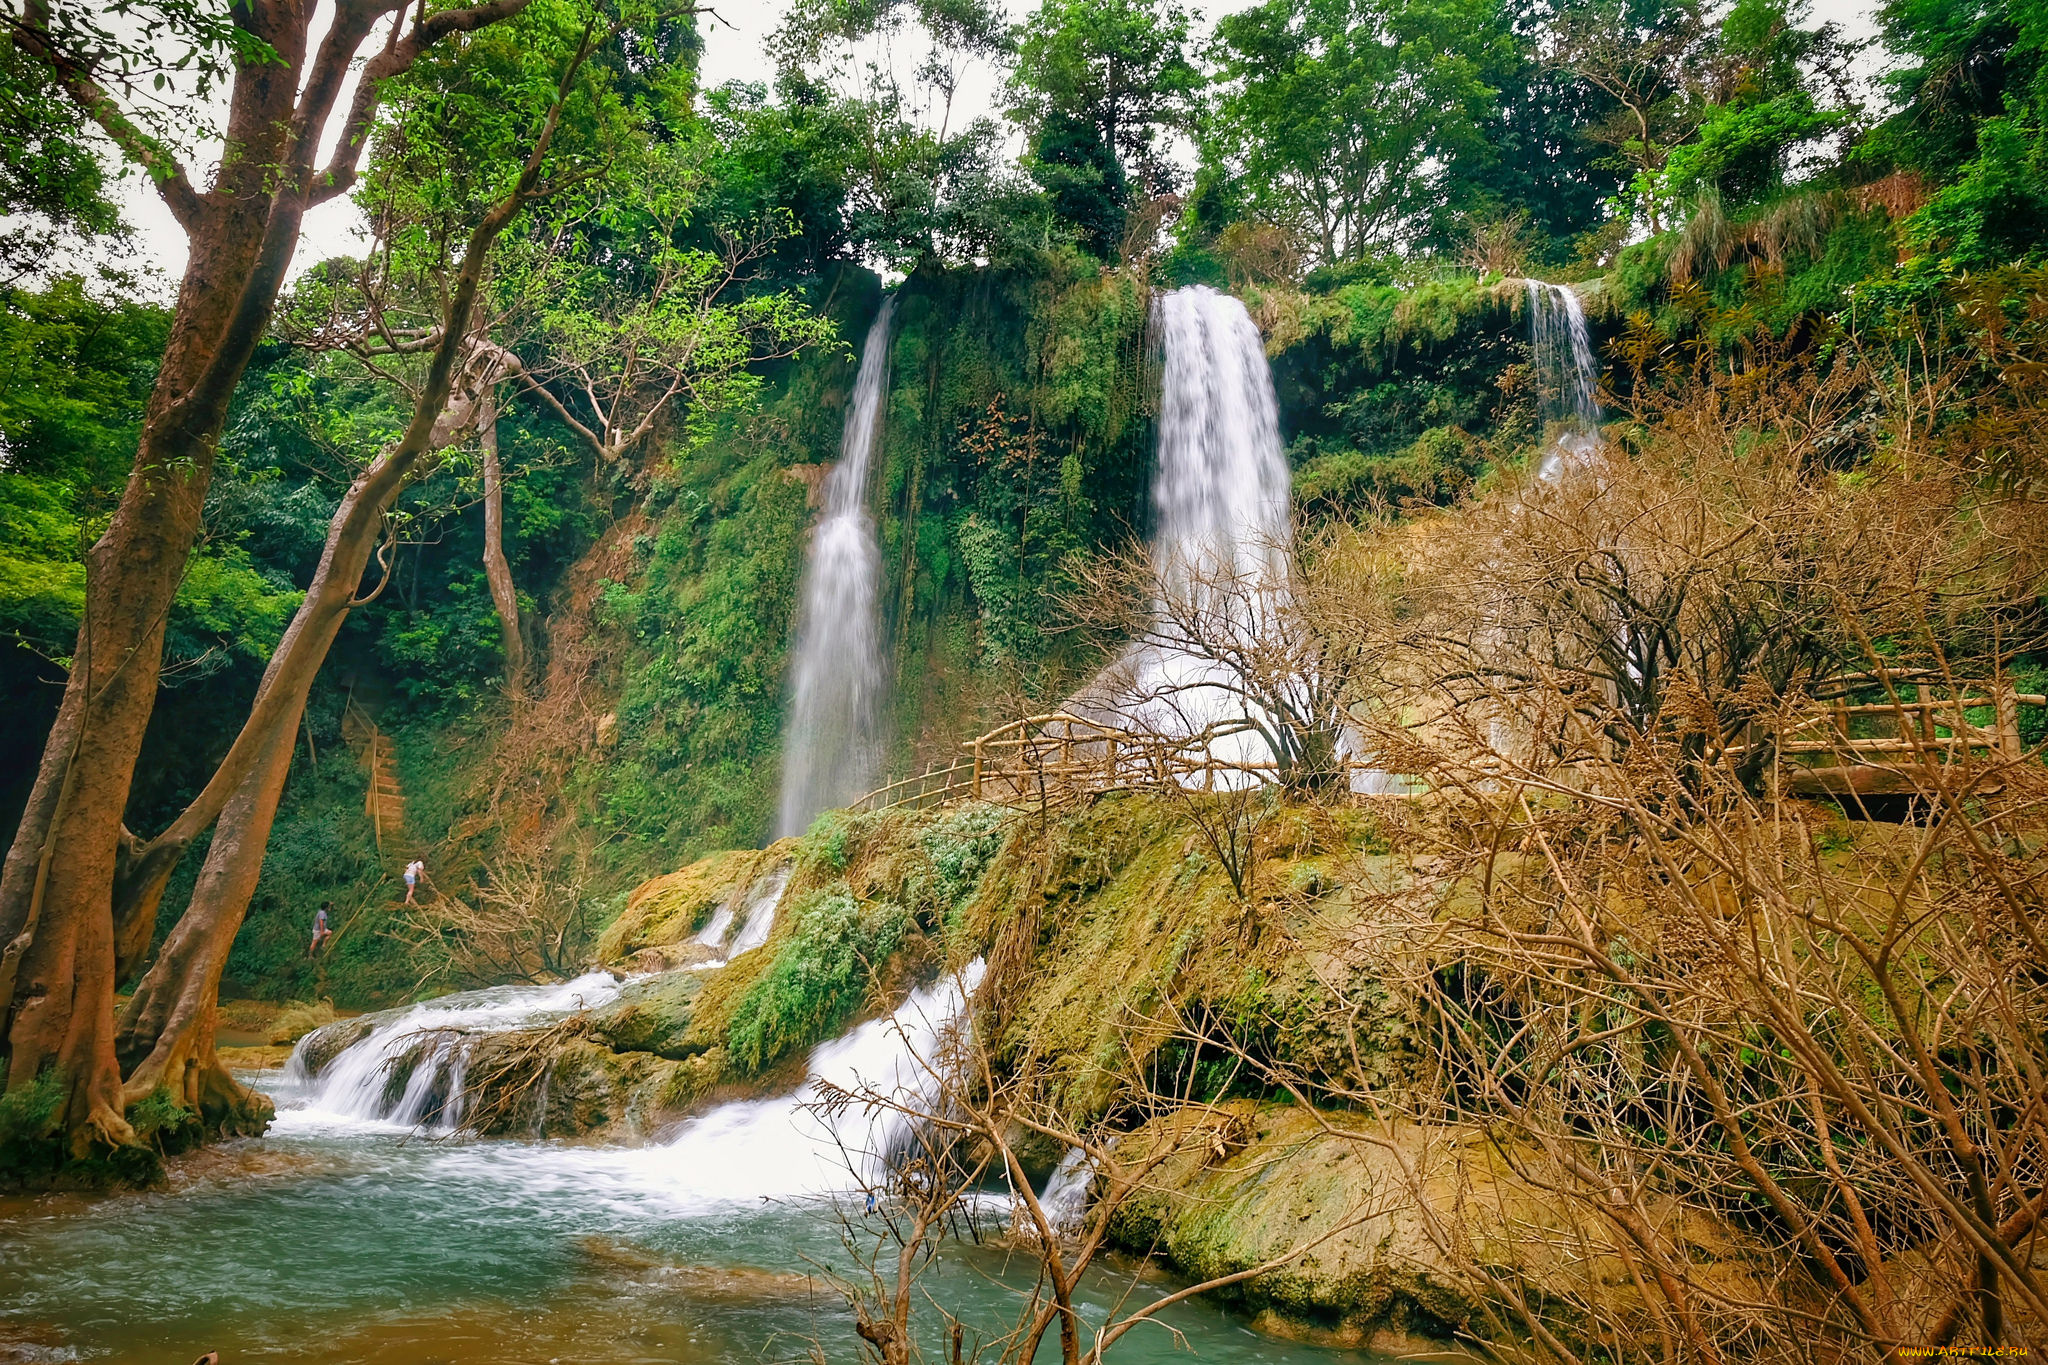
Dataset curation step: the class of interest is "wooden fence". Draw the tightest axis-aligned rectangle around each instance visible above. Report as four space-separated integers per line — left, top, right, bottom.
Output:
851 712 1390 815
849 679 2046 816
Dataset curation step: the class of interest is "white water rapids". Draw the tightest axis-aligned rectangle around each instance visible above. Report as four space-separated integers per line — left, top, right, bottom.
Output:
279 972 626 1134
285 957 988 1208
777 297 898 837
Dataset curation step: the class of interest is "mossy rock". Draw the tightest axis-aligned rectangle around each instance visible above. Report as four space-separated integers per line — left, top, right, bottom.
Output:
1104 1103 1772 1354
296 1013 380 1075
589 969 707 1059
464 1031 686 1138
598 845 790 962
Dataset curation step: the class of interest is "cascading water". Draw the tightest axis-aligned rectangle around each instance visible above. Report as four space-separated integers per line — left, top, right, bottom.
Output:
723 864 791 959
282 956 984 1209
639 958 985 1204
1151 286 1292 606
1524 280 1601 479
284 972 625 1131
1034 1145 1097 1236
1136 286 1294 769
778 297 898 838
692 863 792 967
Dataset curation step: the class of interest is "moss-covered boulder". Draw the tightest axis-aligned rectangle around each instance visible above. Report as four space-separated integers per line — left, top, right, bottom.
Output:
598 845 791 963
295 1013 379 1074
1106 1102 1769 1354
588 969 707 1058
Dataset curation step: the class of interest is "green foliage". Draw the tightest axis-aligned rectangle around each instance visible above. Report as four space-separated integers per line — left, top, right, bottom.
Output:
126 1087 202 1154
724 888 912 1074
1010 0 1198 192
1905 116 2048 266
1270 271 1525 494
1203 0 1507 264
1655 0 1856 209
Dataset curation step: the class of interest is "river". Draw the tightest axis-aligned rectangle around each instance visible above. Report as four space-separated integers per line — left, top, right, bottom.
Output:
1 988 1390 1365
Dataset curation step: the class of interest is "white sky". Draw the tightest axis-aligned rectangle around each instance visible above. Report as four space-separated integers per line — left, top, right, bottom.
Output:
92 0 1883 297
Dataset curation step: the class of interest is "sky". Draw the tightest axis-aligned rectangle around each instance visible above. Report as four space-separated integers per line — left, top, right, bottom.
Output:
95 0 1886 295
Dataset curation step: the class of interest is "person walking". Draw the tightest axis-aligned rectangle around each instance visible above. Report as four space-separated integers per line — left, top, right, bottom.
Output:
309 902 333 957
403 859 425 904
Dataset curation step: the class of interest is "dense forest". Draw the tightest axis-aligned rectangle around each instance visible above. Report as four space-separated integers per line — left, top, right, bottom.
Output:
3 0 2048 1357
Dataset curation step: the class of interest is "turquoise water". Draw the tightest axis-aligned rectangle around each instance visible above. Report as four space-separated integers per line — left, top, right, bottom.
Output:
0 1069 1385 1365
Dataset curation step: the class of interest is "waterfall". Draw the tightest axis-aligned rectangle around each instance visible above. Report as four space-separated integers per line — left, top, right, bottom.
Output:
778 297 898 838
1131 286 1294 771
689 864 793 969
1034 1145 1096 1235
724 863 792 958
1524 280 1601 480
1152 286 1292 598
283 973 625 1132
640 959 985 1204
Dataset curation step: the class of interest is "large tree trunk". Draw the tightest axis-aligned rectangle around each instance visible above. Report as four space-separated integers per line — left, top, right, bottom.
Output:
479 384 528 690
117 373 490 1103
0 0 534 1159
114 733 294 1130
114 70 583 1112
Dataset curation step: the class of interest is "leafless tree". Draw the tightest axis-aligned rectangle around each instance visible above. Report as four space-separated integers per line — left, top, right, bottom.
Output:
803 966 1383 1365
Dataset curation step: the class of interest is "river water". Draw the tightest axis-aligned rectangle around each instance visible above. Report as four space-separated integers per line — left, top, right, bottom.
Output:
1 976 1388 1365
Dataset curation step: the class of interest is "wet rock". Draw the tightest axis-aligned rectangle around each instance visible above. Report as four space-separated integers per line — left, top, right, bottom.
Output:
295 1013 381 1075
588 970 706 1059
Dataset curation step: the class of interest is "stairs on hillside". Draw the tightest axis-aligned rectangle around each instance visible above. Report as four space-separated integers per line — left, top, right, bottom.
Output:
343 700 407 852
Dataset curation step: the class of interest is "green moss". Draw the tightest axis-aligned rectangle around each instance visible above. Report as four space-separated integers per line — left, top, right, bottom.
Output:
724 888 913 1075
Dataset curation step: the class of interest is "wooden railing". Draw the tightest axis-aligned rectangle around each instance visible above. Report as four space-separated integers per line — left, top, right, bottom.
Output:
1758 678 2044 797
853 712 1392 815
849 679 2045 816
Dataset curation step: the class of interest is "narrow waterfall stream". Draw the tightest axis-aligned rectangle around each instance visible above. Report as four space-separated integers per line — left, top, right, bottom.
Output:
777 297 898 838
1524 280 1601 479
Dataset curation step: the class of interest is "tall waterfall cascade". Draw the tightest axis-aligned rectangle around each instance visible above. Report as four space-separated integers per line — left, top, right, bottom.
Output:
1524 280 1602 480
1152 286 1294 592
778 296 898 838
1133 286 1295 771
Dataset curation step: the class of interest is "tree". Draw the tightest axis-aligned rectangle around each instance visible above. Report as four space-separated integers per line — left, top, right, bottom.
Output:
1200 0 1505 263
109 0 618 1136
1450 0 1631 258
765 0 1040 271
109 0 832 1136
0 0 545 1161
1009 0 1198 198
1551 0 1714 233
1656 0 1860 210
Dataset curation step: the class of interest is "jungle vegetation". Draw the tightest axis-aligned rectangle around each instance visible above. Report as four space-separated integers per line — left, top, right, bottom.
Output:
0 0 2044 1219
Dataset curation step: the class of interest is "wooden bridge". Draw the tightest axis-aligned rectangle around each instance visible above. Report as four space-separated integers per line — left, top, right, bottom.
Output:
849 679 2044 816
